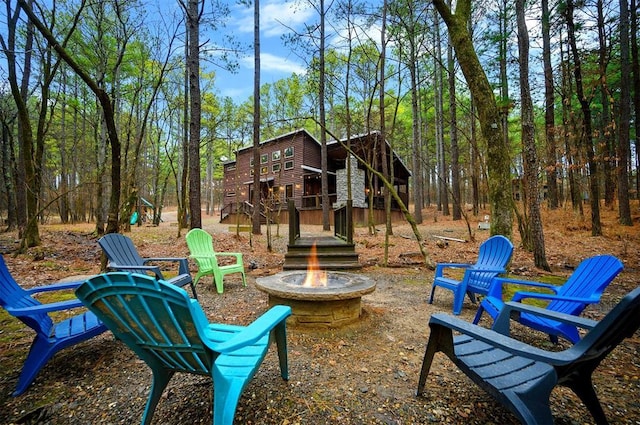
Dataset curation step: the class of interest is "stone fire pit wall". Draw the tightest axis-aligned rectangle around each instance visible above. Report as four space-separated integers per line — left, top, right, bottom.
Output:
255 271 376 328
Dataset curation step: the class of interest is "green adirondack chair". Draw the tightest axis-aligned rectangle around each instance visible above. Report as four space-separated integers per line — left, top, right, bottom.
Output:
185 228 246 294
76 272 291 425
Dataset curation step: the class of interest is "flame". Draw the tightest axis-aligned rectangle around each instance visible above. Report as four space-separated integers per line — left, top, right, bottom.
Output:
301 242 327 287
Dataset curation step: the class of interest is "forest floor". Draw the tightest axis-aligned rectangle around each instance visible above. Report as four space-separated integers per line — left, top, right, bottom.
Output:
0 205 640 424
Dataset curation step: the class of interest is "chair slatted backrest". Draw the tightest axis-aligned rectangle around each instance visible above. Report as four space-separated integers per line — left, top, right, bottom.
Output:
76 272 213 375
466 235 514 294
98 233 148 272
0 256 53 336
548 255 624 315
185 228 220 268
560 285 640 380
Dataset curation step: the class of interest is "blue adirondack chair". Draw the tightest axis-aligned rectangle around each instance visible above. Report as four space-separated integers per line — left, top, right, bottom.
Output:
0 255 107 396
428 235 514 315
185 228 246 294
98 233 197 298
76 272 291 425
473 254 623 343
418 285 640 424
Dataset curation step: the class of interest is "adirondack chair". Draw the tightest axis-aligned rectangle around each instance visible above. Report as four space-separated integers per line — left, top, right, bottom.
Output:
0 255 107 396
417 285 640 424
185 228 246 294
473 254 623 343
76 272 291 425
98 233 197 298
428 235 513 315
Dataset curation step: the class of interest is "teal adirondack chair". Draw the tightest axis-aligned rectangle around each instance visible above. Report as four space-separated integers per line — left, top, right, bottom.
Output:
417 285 640 424
76 272 291 425
0 255 106 396
428 235 514 315
473 254 624 343
185 228 246 294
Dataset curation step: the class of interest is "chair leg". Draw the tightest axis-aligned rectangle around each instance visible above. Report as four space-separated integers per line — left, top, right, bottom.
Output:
213 373 244 425
189 280 198 299
14 337 57 396
452 289 466 315
472 304 485 324
565 370 609 424
274 322 289 380
141 369 175 425
428 284 437 304
417 325 453 396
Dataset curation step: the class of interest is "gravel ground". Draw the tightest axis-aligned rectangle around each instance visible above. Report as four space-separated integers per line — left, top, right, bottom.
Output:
0 209 639 424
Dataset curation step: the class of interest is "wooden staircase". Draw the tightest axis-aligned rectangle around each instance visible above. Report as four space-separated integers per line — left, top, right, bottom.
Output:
283 200 360 270
283 236 360 270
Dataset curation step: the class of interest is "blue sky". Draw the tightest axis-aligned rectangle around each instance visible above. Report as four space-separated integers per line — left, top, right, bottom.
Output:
211 0 315 103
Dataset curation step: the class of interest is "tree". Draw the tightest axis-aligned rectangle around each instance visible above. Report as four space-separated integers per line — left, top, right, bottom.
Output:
184 0 202 229
542 0 559 209
432 0 513 239
617 0 632 225
17 0 122 237
516 0 550 270
252 0 262 235
564 0 602 236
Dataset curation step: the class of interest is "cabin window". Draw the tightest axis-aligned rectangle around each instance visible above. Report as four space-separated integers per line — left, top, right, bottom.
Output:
284 160 294 170
284 146 294 158
226 191 236 197
260 166 268 175
226 164 236 172
249 157 254 166
260 154 268 164
272 150 281 161
272 163 281 173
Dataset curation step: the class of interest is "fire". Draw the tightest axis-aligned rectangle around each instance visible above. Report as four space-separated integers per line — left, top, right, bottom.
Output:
301 242 327 287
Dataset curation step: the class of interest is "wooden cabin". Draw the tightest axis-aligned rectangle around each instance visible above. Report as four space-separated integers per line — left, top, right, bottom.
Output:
220 129 410 226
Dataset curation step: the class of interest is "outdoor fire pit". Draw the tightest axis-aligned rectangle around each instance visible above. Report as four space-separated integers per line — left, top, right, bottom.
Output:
255 270 376 328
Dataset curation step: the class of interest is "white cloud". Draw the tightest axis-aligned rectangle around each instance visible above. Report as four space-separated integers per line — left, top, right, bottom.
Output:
241 52 307 75
233 0 315 38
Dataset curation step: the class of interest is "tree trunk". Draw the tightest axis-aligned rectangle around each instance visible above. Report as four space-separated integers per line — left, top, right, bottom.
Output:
542 0 559 209
319 0 330 231
252 0 262 235
565 0 602 236
187 0 202 229
516 0 550 270
433 0 513 238
618 0 632 225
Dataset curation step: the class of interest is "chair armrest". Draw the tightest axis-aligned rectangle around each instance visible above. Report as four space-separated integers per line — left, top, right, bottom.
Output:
487 277 558 299
108 263 163 279
430 313 575 365
212 305 292 353
512 291 599 305
6 298 86 316
435 263 471 277
25 280 85 294
143 257 189 275
214 252 243 262
493 301 598 336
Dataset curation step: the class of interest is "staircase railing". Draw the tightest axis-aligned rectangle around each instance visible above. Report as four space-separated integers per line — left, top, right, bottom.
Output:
288 200 300 246
334 200 353 244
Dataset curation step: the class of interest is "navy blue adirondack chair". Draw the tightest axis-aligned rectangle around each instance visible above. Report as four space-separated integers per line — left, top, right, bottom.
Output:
0 255 106 396
428 235 514 315
473 255 623 343
418 285 640 424
98 233 197 298
76 272 291 425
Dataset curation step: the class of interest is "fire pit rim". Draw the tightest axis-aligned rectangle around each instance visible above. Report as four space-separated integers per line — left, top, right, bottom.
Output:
255 270 376 301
